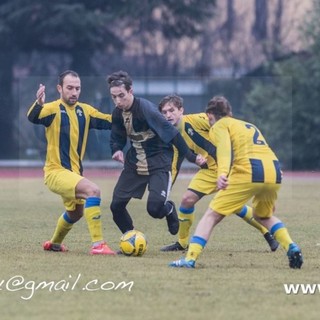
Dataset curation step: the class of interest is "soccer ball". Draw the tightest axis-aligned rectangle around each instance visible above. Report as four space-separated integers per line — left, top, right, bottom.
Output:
119 230 147 256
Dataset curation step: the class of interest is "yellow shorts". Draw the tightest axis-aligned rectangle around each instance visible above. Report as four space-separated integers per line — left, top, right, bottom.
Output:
210 182 280 218
44 169 85 211
188 169 218 195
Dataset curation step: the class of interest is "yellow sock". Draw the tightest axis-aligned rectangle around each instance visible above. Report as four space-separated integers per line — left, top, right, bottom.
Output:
178 207 195 248
237 206 268 235
84 197 103 244
185 236 207 261
51 212 74 244
271 222 293 251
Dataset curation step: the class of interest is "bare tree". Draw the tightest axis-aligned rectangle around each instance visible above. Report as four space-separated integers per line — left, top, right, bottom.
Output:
252 0 268 40
226 0 235 41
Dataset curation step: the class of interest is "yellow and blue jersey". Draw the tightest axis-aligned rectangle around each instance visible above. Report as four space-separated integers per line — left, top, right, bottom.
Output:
27 99 112 176
209 117 281 184
171 113 217 183
178 113 217 170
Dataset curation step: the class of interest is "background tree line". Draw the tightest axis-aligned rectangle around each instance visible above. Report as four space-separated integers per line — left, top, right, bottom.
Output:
0 0 318 170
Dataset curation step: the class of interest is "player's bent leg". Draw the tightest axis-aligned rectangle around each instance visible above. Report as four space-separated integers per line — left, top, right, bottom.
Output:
146 198 179 235
255 216 303 269
177 206 194 246
177 191 199 246
75 177 100 198
45 210 79 252
160 205 194 251
270 220 303 269
147 171 178 235
263 232 279 252
110 198 134 233
44 170 83 252
236 206 279 251
84 197 115 255
169 235 205 268
146 198 166 219
84 197 103 244
77 179 115 255
164 200 179 235
255 216 292 250
161 191 200 251
169 208 224 268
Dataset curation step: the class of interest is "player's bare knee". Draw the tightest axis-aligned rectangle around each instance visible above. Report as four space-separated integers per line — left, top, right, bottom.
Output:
87 184 101 197
181 195 195 208
76 179 101 198
83 182 101 198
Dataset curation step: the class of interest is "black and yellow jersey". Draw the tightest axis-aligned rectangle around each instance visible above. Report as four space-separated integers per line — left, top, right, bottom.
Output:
209 117 281 184
178 113 217 170
171 113 217 183
27 99 111 175
111 97 187 175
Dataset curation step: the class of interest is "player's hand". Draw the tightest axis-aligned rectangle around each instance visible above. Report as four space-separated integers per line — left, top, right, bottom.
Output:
112 150 124 164
195 154 207 167
217 174 228 190
36 84 46 106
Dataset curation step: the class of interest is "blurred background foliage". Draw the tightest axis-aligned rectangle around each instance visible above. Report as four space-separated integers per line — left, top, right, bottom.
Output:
0 0 319 170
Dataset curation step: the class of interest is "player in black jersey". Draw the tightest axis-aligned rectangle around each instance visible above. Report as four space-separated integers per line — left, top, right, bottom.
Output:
107 71 205 236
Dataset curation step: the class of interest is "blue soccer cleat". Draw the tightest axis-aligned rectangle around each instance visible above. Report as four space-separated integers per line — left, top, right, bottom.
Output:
287 243 303 269
168 258 195 268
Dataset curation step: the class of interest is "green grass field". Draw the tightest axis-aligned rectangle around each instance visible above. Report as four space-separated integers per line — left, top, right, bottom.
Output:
0 170 319 320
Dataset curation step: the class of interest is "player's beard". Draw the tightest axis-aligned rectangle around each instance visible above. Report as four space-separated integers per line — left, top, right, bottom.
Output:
66 96 78 105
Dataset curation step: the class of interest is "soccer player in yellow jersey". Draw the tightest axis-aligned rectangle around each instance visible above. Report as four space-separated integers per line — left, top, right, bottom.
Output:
158 94 278 252
169 96 303 269
27 70 115 255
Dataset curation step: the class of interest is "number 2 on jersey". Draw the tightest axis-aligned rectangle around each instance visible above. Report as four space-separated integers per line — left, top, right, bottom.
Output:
245 124 266 145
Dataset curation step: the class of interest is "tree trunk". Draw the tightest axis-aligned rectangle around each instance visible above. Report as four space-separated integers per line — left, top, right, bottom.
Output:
0 49 16 158
252 0 268 40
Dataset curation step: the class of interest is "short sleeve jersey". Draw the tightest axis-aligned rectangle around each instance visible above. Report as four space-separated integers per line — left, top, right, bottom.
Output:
111 97 179 175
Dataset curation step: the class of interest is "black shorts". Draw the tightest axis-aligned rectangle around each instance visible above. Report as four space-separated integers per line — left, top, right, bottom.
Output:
112 169 172 201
